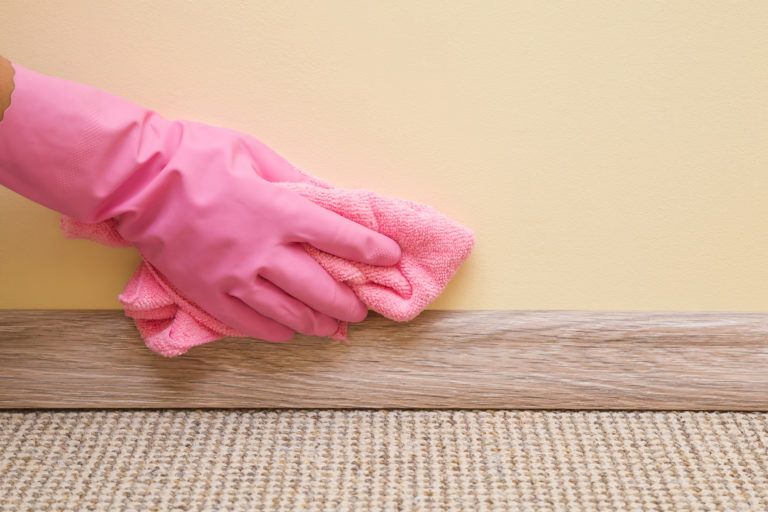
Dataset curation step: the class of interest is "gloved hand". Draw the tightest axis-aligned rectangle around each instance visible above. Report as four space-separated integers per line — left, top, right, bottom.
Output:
0 63 402 341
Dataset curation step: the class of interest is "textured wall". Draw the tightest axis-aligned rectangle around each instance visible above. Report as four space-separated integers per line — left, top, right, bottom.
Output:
1 1 767 310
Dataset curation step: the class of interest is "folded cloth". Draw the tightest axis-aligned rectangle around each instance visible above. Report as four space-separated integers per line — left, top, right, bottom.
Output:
60 169 475 357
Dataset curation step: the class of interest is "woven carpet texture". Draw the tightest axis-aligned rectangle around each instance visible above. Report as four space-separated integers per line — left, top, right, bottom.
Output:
1 410 767 511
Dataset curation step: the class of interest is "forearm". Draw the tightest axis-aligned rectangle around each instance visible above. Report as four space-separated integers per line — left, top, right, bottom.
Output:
0 55 14 122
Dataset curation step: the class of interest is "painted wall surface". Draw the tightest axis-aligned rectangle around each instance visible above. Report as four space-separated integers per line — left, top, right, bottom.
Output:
1 1 767 310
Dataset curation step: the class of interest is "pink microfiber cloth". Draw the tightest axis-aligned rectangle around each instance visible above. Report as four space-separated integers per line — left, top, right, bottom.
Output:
60 170 475 357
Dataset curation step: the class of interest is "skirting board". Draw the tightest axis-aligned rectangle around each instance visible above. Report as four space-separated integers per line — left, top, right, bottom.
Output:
1 309 767 410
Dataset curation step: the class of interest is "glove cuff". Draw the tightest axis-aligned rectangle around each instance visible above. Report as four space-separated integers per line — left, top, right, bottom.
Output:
0 63 177 223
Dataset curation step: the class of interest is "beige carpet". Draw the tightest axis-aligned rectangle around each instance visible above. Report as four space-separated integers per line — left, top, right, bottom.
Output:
1 410 767 511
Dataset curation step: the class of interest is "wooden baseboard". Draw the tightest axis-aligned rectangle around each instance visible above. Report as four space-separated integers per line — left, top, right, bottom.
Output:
1 309 767 410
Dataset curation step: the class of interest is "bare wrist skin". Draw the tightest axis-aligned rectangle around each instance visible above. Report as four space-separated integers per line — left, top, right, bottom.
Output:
0 56 14 122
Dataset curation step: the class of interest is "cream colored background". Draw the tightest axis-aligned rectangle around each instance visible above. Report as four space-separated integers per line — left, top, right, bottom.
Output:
1 1 767 310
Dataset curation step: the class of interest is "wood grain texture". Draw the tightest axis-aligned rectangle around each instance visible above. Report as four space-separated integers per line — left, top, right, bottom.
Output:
1 309 767 410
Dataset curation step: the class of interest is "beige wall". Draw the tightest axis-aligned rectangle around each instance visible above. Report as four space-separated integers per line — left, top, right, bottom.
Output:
1 1 767 310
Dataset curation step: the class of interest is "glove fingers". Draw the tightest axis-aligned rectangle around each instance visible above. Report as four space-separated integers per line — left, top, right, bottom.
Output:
211 293 295 342
292 202 402 267
260 244 368 323
230 274 339 337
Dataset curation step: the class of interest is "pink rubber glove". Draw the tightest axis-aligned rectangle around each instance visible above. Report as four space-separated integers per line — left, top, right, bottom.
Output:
0 63 402 341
